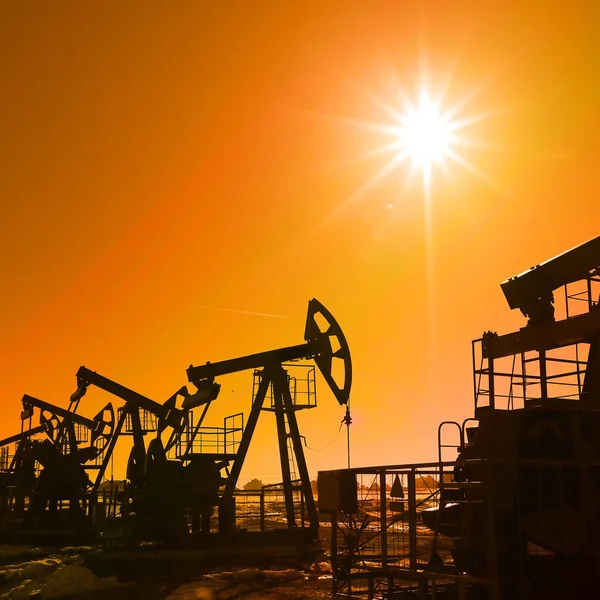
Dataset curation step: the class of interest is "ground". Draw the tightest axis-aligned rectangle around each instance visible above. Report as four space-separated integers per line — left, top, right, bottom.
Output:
0 545 334 600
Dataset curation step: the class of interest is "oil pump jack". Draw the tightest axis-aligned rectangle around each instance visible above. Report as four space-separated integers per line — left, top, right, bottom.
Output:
72 367 219 541
5 298 349 545
1 351 230 541
71 298 350 542
185 298 352 537
0 391 114 537
0 299 350 545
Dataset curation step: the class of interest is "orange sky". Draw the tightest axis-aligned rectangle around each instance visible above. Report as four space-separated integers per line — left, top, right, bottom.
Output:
1 2 600 482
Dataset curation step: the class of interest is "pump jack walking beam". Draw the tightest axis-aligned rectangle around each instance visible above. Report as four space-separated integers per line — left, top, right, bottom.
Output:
76 367 176 425
75 366 217 448
188 299 352 407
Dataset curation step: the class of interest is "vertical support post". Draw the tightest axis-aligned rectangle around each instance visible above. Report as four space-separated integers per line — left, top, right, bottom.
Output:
330 511 340 596
279 368 320 534
223 411 227 456
472 340 478 411
380 470 387 568
273 383 296 528
576 342 582 397
488 357 496 409
521 351 527 404
260 489 265 531
539 350 548 402
408 468 417 571
484 459 500 600
430 580 437 599
569 413 591 549
331 512 338 572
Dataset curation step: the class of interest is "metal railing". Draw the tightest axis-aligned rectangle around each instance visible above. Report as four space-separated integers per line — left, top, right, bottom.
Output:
232 480 309 532
118 407 158 434
322 458 600 599
472 278 600 413
170 412 244 458
253 364 317 410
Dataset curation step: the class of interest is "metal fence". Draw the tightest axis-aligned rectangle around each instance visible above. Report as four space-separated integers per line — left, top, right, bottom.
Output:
322 458 600 599
232 480 309 532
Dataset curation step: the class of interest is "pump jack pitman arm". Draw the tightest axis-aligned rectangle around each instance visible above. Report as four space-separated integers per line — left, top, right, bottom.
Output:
187 299 352 406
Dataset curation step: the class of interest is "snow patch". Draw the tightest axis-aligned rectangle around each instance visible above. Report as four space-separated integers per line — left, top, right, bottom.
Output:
42 563 122 599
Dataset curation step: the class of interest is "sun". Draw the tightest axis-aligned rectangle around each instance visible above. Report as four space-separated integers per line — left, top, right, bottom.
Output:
296 66 501 253
397 89 455 171
373 83 495 200
292 67 501 365
321 71 500 298
328 74 498 207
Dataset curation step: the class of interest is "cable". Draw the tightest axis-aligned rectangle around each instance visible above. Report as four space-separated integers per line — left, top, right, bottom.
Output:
303 416 345 452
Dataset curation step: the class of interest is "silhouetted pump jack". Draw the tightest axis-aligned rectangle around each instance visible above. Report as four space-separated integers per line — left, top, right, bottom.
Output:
0 299 351 546
186 298 352 537
73 365 216 541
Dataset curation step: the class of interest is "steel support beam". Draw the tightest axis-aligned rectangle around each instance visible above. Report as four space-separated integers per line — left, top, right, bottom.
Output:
273 383 296 528
279 367 319 534
187 342 318 382
218 370 271 532
482 308 600 360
